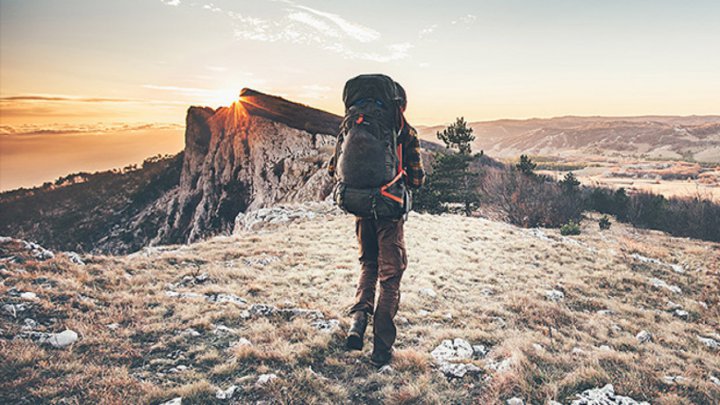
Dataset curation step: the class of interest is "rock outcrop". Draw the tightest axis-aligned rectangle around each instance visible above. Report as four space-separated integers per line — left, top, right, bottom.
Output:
97 89 342 252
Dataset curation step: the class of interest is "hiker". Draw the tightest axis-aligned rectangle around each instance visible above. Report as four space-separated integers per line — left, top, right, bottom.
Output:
328 74 425 367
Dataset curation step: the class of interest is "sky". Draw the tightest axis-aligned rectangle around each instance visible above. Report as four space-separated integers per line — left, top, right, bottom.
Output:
1 0 719 189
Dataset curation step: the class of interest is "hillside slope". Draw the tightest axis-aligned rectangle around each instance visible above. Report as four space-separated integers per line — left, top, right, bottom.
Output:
2 205 718 404
416 116 720 162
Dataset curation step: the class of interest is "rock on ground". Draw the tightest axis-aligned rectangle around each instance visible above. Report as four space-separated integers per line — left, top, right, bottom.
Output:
635 330 652 343
41 329 79 348
256 373 278 387
570 384 649 405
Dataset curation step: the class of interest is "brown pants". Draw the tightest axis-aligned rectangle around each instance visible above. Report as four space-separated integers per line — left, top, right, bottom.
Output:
349 216 408 353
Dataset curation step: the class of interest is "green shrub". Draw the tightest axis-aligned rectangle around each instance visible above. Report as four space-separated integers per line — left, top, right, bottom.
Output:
598 215 611 230
560 220 581 235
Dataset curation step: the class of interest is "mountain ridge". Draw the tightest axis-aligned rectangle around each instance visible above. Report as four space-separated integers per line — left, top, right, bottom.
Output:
416 115 720 162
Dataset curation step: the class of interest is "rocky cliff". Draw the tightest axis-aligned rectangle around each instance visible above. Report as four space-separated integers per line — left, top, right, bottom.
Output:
97 89 342 252
0 89 342 254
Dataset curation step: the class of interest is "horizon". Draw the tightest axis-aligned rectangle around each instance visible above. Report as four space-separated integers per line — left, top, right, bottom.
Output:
2 1 720 126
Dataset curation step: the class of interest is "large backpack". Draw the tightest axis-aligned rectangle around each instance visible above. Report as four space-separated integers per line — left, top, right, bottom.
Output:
332 74 410 219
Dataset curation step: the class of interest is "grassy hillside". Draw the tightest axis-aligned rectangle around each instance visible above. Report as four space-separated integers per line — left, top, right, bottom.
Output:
2 205 719 404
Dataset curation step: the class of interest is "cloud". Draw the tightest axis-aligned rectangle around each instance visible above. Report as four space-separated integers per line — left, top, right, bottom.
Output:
419 24 438 39
287 11 341 39
451 14 477 25
161 1 409 63
160 0 181 6
292 5 380 43
0 95 135 103
0 122 184 136
203 3 221 12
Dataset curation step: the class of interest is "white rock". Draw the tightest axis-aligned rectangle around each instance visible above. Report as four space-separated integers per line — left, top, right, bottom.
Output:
43 329 78 348
107 323 120 330
22 318 37 330
419 287 437 298
636 330 652 343
20 292 38 300
472 344 488 358
431 338 474 363
631 253 684 274
215 385 238 400
570 383 649 405
160 398 182 405
211 293 247 306
311 319 340 333
212 324 237 335
378 365 394 374
666 301 682 310
506 398 524 405
673 309 689 319
649 278 682 294
256 373 278 387
487 357 512 373
182 328 201 337
171 365 188 372
439 362 481 378
418 309 430 317
64 252 85 265
249 304 277 317
662 375 686 385
545 289 565 302
710 375 720 386
697 335 719 350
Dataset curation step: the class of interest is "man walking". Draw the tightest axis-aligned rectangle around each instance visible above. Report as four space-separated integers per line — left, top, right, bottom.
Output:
328 78 425 367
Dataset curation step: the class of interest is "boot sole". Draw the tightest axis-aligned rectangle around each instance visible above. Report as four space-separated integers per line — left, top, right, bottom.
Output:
346 333 363 350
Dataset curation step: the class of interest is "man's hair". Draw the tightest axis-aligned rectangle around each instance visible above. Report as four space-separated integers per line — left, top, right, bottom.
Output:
394 81 407 111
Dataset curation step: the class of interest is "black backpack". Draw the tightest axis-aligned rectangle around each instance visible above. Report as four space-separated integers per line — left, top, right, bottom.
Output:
332 74 410 219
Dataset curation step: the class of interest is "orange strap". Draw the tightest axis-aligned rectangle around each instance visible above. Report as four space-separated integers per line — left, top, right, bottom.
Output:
380 141 406 204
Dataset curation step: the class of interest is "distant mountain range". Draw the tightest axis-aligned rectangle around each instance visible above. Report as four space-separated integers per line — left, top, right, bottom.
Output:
416 115 720 162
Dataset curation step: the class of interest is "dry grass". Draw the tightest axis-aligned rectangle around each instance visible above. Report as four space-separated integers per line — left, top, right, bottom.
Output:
1 208 719 404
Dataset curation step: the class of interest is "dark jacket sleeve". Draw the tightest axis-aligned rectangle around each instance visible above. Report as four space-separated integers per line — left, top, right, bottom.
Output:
402 125 425 189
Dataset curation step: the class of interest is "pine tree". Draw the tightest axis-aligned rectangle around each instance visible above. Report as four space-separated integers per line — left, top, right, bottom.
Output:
436 117 475 155
559 172 580 194
516 155 537 176
415 117 479 215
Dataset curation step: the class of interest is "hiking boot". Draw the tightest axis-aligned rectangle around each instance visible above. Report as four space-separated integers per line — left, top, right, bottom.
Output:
369 348 393 368
345 311 368 351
